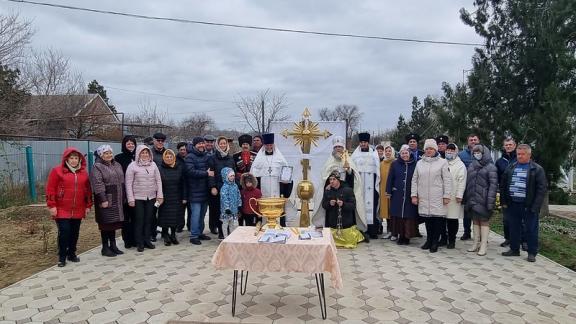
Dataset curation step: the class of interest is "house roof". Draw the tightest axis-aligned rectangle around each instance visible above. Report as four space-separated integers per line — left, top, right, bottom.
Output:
22 94 119 122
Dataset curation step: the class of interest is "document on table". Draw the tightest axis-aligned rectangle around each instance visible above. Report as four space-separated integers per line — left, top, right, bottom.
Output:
258 229 291 244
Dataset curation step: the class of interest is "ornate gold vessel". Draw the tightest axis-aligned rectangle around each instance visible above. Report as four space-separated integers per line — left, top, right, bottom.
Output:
249 197 287 229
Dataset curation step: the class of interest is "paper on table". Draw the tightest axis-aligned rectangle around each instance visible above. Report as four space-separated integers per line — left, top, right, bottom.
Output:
280 166 293 182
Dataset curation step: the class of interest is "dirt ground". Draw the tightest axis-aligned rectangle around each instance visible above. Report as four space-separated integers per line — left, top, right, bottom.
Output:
0 205 102 289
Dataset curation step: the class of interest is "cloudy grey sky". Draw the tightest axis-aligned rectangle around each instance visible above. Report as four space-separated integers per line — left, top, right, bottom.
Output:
2 0 482 131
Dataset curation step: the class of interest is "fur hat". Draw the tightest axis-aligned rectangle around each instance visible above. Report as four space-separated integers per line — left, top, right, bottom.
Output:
238 134 252 146
424 139 438 151
435 135 449 144
405 133 420 143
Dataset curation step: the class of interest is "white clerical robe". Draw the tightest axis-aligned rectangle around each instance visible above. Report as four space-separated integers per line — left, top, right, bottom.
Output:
351 147 380 225
251 147 288 198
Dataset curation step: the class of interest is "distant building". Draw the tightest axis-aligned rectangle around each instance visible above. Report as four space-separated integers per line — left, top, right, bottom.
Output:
22 94 121 140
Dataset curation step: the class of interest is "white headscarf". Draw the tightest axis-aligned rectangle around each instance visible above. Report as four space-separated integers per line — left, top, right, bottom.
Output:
96 144 113 157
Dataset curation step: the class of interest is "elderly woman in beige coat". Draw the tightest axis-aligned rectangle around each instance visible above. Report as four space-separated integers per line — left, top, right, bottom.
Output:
411 139 452 253
443 143 467 249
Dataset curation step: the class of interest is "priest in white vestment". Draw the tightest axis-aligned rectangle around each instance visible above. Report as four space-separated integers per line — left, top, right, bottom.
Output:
251 133 293 227
351 132 381 239
312 136 367 234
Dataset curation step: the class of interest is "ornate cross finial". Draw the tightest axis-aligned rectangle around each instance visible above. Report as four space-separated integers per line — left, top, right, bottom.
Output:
282 108 332 154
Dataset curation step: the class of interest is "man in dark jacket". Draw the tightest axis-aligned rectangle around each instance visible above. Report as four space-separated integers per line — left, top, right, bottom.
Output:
149 132 167 241
435 135 449 159
500 144 547 262
495 137 519 248
185 137 216 245
151 132 167 165
406 133 424 161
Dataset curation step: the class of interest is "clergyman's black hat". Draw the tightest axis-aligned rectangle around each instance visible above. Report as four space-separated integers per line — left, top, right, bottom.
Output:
358 132 370 142
262 133 275 145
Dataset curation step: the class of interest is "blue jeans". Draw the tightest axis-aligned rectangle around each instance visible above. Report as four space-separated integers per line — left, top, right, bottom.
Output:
503 207 526 242
508 202 539 255
189 202 208 239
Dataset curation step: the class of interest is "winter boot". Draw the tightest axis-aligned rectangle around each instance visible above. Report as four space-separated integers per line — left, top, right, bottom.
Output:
108 231 124 255
477 225 490 256
467 224 481 252
170 227 179 245
217 222 225 240
101 231 117 257
162 228 171 246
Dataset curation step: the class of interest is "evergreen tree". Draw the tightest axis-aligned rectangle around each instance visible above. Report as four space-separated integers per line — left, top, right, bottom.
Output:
87 80 117 114
459 0 576 183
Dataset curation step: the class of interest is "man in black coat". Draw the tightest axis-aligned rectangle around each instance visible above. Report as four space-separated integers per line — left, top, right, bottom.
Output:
500 144 547 262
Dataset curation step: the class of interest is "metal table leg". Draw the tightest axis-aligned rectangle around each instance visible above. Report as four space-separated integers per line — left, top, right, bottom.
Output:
240 270 248 295
315 273 327 320
232 270 249 316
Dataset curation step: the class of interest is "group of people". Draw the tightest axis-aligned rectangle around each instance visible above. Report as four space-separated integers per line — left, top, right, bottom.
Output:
317 132 547 263
46 132 295 267
46 129 546 267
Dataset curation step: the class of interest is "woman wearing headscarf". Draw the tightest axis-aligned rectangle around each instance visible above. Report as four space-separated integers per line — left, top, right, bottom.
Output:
464 144 498 256
125 145 163 252
211 136 237 239
379 144 396 240
386 145 418 245
443 144 467 249
90 145 125 257
411 139 452 253
114 135 137 248
46 147 92 267
158 149 187 246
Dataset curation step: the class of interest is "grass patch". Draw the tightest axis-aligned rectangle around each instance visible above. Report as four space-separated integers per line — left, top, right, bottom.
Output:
0 184 31 209
491 211 576 271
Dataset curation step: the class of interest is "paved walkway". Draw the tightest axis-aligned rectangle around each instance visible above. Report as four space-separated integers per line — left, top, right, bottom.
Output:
1 227 576 324
549 204 576 222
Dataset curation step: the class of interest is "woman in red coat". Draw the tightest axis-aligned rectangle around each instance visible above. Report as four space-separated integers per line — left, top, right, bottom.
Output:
46 147 92 267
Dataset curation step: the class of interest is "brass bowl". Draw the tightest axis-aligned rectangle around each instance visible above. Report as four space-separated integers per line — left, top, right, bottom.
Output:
249 197 287 229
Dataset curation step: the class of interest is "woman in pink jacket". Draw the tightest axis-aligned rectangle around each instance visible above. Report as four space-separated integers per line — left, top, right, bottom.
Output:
125 145 163 252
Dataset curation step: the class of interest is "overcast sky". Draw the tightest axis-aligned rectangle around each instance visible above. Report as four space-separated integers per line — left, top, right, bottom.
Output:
2 0 482 132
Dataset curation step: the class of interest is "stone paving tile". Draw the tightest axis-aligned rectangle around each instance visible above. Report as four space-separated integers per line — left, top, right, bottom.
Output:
2 227 576 324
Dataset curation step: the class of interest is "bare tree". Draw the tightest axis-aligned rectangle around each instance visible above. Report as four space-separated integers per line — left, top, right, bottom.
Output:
175 113 215 140
0 13 34 66
125 101 172 138
236 89 290 133
319 104 363 145
21 48 84 95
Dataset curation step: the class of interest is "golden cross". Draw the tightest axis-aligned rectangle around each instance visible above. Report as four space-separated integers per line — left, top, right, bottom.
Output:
281 108 332 154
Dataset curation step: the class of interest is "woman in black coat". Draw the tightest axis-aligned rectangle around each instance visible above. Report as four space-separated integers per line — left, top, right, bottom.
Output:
114 135 137 248
386 145 418 245
158 149 187 246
